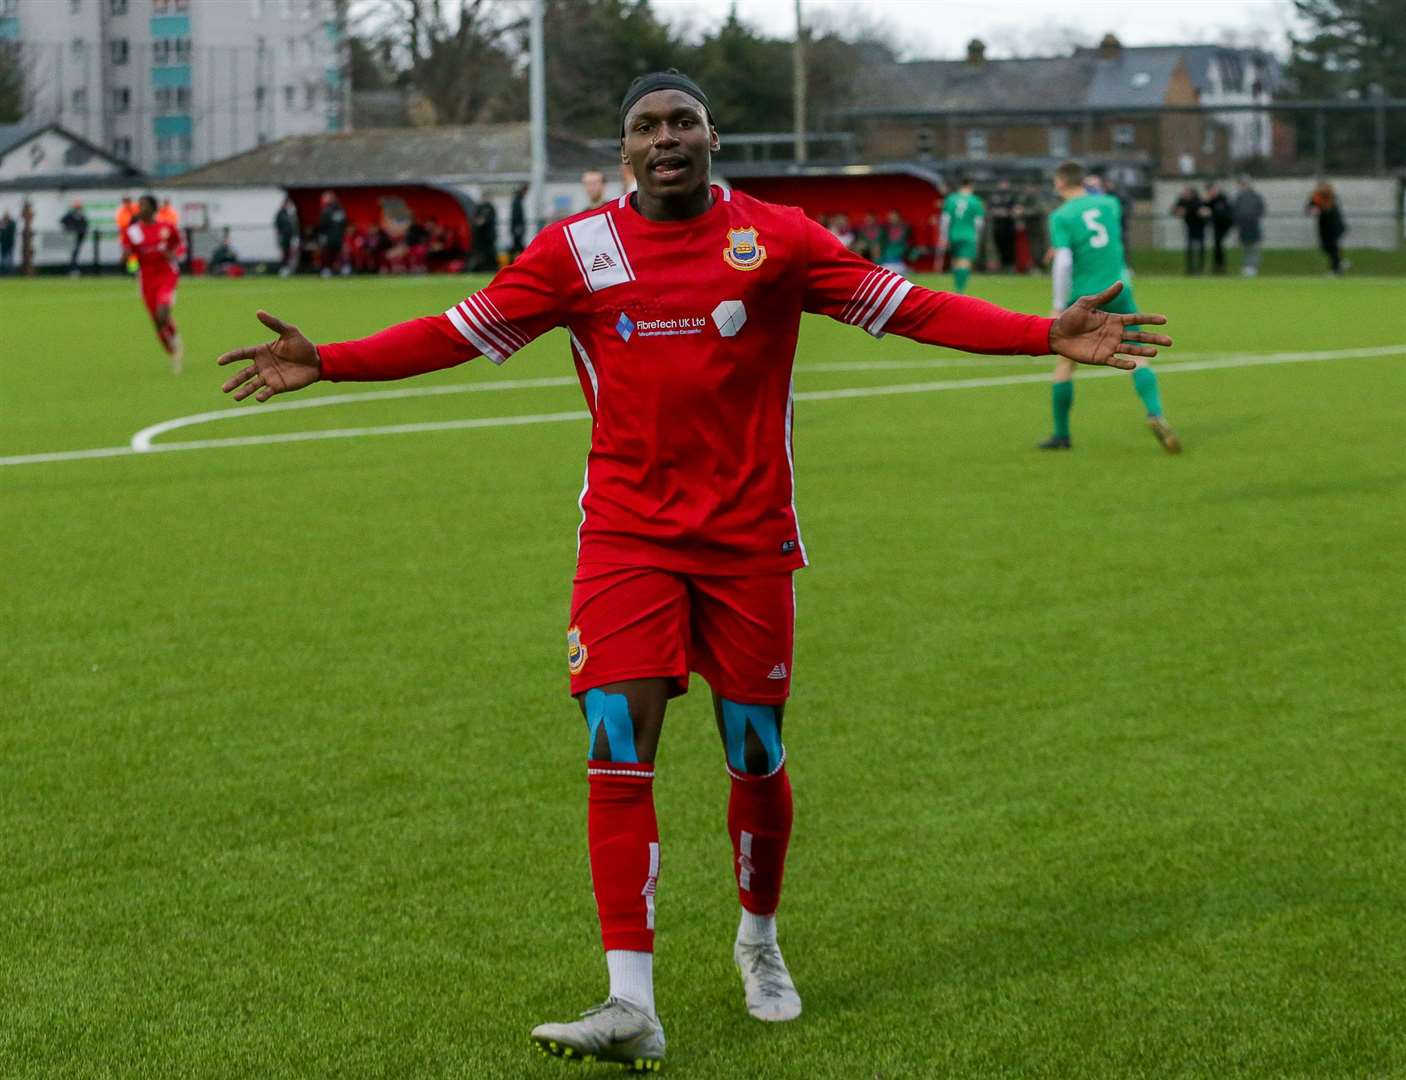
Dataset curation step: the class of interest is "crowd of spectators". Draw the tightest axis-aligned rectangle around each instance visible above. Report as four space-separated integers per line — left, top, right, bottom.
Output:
274 191 470 278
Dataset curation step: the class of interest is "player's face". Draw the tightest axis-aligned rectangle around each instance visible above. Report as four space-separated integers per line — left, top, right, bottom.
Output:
621 90 718 201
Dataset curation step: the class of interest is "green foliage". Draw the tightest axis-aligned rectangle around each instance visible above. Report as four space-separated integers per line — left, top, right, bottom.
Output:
3 271 1406 1076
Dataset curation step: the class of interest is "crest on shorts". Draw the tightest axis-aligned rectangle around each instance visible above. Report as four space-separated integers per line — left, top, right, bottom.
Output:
567 624 588 675
722 227 766 271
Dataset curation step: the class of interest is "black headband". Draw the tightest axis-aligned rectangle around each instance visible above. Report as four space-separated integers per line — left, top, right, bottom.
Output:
619 70 713 136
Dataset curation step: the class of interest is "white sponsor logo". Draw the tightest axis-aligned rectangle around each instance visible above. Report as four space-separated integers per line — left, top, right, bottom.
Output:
634 315 707 338
711 299 747 338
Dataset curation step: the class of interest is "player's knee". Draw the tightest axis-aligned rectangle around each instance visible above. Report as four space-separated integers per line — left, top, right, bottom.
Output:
583 687 638 763
721 699 783 776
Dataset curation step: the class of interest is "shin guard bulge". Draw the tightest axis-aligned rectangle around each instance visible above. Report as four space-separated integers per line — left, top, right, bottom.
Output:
728 765 792 916
588 760 659 953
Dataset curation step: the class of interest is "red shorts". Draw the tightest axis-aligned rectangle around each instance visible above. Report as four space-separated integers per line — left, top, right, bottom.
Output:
568 565 795 704
140 268 178 313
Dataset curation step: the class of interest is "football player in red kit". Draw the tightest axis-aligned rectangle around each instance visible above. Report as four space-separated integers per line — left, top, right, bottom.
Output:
124 194 185 373
217 71 1171 1071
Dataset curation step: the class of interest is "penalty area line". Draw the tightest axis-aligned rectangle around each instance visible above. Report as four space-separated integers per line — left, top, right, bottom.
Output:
0 342 1400 468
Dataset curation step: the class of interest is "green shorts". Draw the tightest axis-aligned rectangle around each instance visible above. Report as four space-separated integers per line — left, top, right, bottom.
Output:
948 237 977 262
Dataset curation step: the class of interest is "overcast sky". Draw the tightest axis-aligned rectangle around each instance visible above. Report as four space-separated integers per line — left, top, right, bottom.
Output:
654 0 1304 58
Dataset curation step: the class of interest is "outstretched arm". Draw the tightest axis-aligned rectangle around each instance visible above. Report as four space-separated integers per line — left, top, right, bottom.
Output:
216 225 568 402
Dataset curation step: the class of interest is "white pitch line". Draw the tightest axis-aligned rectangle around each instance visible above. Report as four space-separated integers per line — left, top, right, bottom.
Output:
1 344 1400 469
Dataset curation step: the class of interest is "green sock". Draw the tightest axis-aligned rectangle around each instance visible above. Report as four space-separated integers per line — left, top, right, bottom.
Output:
1132 366 1162 417
954 267 970 294
1052 380 1074 439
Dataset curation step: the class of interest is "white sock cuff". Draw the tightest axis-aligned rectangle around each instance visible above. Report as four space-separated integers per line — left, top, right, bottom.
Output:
738 909 777 945
606 949 656 1018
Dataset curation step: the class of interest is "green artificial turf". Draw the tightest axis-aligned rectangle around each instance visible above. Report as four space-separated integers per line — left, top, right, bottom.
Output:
2 271 1404 1078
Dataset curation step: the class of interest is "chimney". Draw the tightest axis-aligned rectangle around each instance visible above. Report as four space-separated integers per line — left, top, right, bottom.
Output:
966 38 986 66
1098 33 1121 60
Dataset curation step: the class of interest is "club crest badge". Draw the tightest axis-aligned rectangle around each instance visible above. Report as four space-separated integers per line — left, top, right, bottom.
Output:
722 226 767 271
567 625 588 675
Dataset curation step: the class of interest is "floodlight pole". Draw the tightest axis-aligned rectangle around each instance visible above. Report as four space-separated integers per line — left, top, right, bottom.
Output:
530 0 547 233
793 0 808 163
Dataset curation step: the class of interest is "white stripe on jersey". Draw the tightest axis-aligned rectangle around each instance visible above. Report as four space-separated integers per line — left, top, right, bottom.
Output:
784 378 808 566
462 293 523 358
476 292 531 351
855 273 904 332
866 278 914 337
840 269 883 324
570 330 599 558
458 297 516 361
444 303 506 363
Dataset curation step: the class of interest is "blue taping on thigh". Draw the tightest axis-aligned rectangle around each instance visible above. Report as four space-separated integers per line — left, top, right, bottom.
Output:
584 688 637 763
721 699 782 774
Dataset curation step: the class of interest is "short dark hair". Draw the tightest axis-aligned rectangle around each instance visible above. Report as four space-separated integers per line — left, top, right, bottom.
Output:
138 193 158 211
959 175 973 187
1054 160 1085 187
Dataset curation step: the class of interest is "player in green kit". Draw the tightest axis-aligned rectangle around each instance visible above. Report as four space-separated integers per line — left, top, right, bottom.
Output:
1041 160 1181 453
937 176 984 294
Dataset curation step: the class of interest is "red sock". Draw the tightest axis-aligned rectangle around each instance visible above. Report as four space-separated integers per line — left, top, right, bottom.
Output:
728 763 793 916
588 760 659 953
156 321 179 353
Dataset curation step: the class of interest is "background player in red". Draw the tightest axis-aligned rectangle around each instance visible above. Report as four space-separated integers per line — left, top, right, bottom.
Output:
216 71 1171 1072
124 194 185 374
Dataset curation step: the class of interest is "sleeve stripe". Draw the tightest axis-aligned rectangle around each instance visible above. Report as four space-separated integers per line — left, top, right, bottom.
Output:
477 293 531 351
445 304 507 363
455 298 517 360
839 269 883 324
854 273 902 331
467 292 529 353
866 278 914 337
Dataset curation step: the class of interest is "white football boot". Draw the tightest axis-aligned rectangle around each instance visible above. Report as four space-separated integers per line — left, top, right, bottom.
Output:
531 997 665 1072
734 940 802 1021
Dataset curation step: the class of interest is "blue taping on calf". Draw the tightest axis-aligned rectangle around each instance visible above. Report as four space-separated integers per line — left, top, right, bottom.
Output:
584 688 637 763
721 699 783 774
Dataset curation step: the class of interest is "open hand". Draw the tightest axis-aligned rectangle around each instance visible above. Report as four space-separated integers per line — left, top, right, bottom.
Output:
1048 282 1172 370
217 310 321 402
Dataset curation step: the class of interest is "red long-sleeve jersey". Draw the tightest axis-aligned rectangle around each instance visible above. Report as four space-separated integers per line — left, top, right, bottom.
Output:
319 187 1054 574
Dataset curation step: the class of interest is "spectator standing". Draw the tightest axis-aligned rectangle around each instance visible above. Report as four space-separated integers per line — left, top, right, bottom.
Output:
275 197 299 277
469 200 498 272
510 184 528 260
829 212 855 250
0 210 15 274
1171 185 1207 275
1306 181 1347 275
582 169 610 212
1232 176 1265 277
157 198 180 229
60 201 89 276
20 199 35 275
856 212 882 262
1020 184 1047 272
879 209 912 275
316 191 347 277
989 178 1017 272
208 227 240 275
1205 182 1233 274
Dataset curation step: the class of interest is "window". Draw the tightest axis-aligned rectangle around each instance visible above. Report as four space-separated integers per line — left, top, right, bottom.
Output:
153 0 169 11
965 128 988 159
109 38 129 65
109 0 127 14
284 84 295 108
174 37 191 62
152 38 170 63
1048 125 1070 158
70 38 86 61
155 85 190 111
1112 123 1136 148
915 128 934 157
255 84 267 109
112 136 132 160
71 87 88 111
1202 126 1217 154
304 83 317 109
112 87 130 113
256 36 267 61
